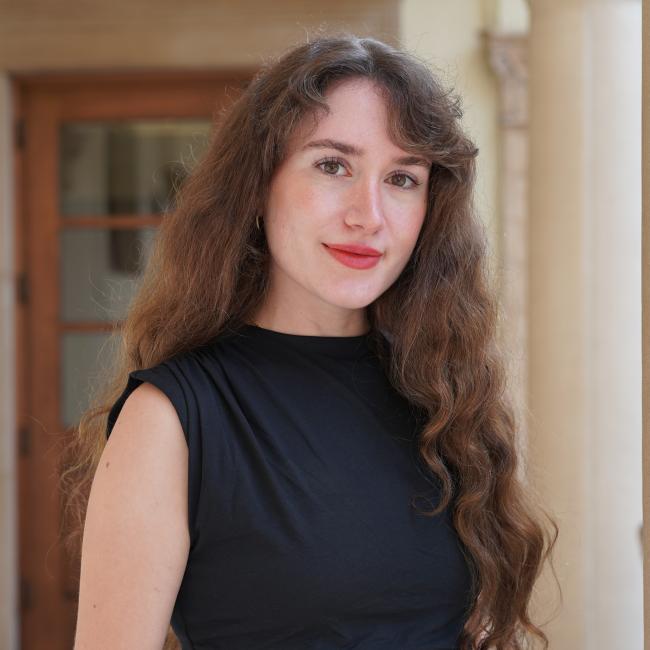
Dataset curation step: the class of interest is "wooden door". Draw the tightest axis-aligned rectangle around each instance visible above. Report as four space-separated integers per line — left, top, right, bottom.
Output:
14 70 252 650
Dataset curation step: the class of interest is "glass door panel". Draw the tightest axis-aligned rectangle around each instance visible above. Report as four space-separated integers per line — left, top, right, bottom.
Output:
60 227 157 322
59 119 211 215
60 331 120 429
59 118 212 428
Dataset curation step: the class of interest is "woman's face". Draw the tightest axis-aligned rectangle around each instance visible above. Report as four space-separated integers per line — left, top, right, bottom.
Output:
260 77 431 332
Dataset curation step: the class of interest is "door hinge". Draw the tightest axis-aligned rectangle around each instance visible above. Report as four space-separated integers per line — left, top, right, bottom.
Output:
20 576 33 611
17 272 28 304
18 424 30 456
14 118 25 150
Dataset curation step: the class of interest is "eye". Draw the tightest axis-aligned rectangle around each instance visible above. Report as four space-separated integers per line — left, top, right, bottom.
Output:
315 157 347 176
314 157 421 190
390 173 420 190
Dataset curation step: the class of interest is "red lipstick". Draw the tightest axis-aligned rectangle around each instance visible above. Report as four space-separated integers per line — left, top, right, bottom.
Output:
323 243 383 270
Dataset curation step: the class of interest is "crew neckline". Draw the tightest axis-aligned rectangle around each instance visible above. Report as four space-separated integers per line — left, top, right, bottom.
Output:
236 323 372 360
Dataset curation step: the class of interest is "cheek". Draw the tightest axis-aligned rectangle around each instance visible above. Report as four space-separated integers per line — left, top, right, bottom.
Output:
393 207 426 254
264 189 320 259
265 213 296 260
267 189 333 251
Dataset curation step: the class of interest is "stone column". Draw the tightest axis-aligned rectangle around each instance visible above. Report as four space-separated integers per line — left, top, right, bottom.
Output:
528 0 642 647
485 33 530 475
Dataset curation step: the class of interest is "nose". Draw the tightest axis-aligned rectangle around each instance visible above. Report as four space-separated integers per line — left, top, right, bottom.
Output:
344 178 384 232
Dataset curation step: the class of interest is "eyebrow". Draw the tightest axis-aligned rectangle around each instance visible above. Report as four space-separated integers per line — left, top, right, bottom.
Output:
301 138 431 168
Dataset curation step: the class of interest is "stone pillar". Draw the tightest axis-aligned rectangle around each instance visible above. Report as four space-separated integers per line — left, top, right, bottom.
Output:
528 0 642 647
485 33 530 475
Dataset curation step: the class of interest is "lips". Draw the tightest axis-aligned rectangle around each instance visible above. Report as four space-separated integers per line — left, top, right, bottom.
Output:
325 243 382 256
323 243 383 270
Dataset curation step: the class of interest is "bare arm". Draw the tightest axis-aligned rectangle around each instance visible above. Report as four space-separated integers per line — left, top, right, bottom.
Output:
74 382 190 650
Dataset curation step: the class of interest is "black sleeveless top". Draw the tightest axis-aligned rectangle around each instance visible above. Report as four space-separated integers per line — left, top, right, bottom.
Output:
106 324 474 649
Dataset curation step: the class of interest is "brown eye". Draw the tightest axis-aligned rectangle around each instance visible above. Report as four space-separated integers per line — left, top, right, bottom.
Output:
317 159 345 175
391 173 418 189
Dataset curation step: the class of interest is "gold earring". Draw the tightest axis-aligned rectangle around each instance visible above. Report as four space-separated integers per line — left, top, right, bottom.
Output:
255 214 262 230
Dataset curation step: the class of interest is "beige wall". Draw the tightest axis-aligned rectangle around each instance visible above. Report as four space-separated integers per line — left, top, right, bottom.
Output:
399 0 502 265
0 0 398 70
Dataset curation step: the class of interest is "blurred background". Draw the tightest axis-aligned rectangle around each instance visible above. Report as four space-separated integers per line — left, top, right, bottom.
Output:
0 0 642 648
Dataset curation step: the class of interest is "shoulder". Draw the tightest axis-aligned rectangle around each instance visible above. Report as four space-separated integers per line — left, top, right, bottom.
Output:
106 344 224 443
107 379 188 465
105 327 249 443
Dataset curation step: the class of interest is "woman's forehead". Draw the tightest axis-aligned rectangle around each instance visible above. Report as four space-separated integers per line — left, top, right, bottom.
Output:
285 116 427 166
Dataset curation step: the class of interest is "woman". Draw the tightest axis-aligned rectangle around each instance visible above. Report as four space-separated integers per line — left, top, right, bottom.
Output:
64 33 559 650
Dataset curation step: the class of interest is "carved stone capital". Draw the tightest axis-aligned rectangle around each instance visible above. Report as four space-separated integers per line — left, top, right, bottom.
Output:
484 32 528 128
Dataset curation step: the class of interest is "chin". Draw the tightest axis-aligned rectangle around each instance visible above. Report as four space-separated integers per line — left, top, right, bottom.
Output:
319 286 383 311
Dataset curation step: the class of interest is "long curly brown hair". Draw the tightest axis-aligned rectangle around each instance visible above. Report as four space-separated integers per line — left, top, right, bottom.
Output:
60 31 560 649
